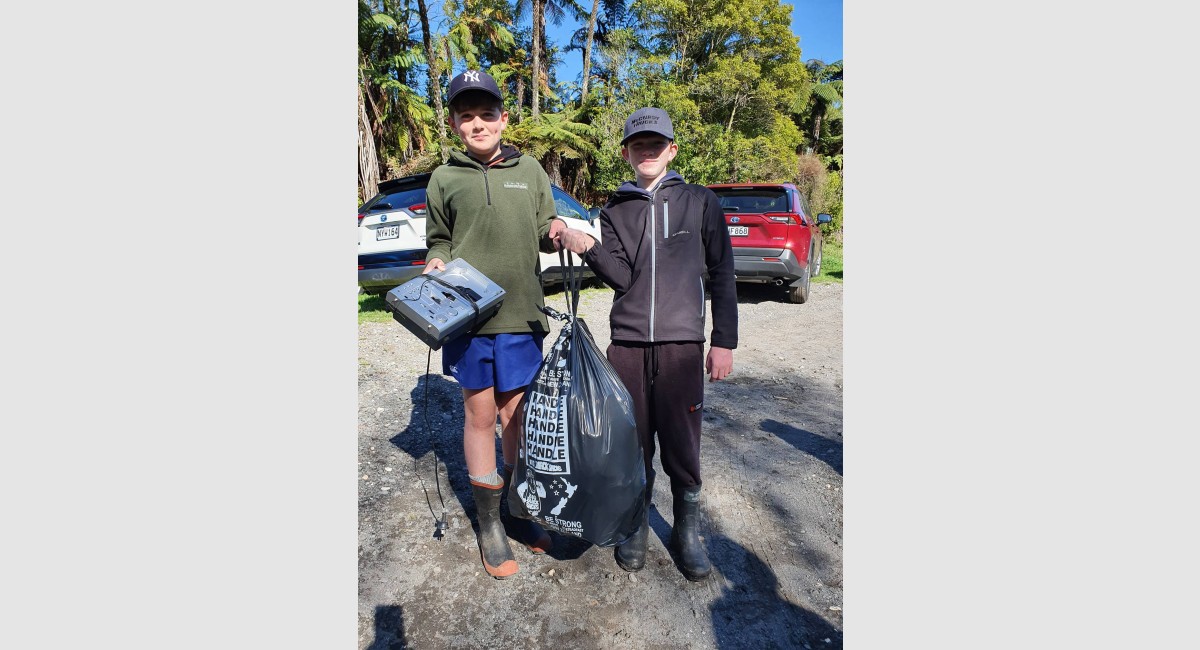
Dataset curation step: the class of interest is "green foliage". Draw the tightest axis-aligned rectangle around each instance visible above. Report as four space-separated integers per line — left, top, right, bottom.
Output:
793 154 842 238
358 292 393 323
813 238 842 283
359 0 844 238
505 108 599 161
794 58 842 156
360 0 434 166
742 115 804 181
819 170 843 237
671 123 728 186
445 0 517 70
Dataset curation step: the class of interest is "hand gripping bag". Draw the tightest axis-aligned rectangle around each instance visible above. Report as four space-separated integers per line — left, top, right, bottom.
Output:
506 252 646 547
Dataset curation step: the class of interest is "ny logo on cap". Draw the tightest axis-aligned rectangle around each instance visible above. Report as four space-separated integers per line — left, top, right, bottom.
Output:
464 71 480 82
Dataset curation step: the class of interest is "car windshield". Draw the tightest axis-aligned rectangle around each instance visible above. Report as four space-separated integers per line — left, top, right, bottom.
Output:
552 186 587 220
713 189 789 214
360 187 426 213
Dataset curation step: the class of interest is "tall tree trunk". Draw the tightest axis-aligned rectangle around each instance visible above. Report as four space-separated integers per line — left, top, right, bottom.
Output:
402 110 426 161
515 75 525 123
539 10 550 109
728 136 738 183
358 82 381 204
567 156 589 200
544 151 563 187
416 0 448 162
580 0 599 99
359 54 386 141
807 111 823 156
531 0 543 118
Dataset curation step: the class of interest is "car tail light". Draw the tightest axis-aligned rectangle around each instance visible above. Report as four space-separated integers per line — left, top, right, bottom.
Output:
409 203 427 215
358 213 365 226
763 212 797 224
412 260 426 266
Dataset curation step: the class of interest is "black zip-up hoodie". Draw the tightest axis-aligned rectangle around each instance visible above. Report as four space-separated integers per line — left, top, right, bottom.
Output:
583 171 738 349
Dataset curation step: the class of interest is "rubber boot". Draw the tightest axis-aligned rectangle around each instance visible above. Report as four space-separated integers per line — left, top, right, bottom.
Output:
470 482 518 579
670 484 712 581
501 466 553 554
614 500 650 571
615 475 654 572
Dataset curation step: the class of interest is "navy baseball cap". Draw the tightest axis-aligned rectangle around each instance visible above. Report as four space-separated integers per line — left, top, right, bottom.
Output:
447 70 503 105
621 107 674 145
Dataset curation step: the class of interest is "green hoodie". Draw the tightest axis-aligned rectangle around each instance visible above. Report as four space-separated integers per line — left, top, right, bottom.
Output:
424 145 560 335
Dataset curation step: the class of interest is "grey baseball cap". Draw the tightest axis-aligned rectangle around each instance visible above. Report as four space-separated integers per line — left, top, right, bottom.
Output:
621 107 674 145
447 70 503 105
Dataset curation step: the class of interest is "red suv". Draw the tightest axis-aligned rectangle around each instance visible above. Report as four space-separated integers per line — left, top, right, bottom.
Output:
707 183 832 303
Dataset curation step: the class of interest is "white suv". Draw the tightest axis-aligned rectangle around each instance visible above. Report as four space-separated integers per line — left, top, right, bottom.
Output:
358 173 602 295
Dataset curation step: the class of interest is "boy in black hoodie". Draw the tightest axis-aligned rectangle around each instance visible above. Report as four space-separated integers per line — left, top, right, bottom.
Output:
558 107 738 581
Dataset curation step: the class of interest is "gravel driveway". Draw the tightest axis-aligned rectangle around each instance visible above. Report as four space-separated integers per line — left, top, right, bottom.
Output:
358 281 843 649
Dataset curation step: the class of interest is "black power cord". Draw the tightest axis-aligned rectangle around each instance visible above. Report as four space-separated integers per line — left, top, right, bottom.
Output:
420 345 449 539
394 269 506 539
393 275 451 540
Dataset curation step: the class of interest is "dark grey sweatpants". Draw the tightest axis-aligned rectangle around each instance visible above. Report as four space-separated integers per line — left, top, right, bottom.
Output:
606 341 705 491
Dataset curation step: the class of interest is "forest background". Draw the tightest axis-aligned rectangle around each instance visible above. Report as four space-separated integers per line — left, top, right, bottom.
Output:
357 0 844 238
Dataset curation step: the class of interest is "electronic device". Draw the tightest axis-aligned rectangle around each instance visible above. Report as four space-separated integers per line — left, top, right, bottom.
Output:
384 258 506 350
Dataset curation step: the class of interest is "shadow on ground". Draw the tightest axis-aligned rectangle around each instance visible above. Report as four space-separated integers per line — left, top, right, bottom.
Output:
386 372 596 561
365 605 407 650
707 533 843 649
760 418 843 475
388 373 472 531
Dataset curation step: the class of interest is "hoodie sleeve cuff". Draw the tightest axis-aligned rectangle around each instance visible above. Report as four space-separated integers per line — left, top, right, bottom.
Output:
710 337 737 350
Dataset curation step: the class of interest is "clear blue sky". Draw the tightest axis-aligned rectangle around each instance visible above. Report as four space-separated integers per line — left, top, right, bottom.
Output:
546 0 843 88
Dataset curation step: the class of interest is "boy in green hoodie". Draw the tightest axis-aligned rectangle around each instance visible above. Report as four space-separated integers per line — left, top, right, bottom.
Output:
422 69 566 579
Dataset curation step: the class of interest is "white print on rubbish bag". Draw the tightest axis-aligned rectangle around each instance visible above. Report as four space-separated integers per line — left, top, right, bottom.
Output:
516 475 583 535
523 391 569 474
522 332 572 477
515 329 583 535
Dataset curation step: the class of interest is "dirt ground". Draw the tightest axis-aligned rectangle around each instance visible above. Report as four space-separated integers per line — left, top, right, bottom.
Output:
358 280 843 649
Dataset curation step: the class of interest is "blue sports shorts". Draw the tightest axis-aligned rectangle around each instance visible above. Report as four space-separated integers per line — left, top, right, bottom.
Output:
441 333 545 392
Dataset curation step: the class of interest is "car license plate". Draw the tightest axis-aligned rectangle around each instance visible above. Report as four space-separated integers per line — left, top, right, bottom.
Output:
728 226 749 236
377 225 400 240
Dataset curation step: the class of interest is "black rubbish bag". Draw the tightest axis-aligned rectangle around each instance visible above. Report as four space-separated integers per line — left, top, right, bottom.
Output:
507 252 646 547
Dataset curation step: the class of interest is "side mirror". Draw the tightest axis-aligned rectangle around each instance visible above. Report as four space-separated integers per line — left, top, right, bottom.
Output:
587 206 601 226
817 213 832 224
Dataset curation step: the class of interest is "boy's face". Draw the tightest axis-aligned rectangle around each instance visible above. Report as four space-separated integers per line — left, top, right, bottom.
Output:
449 102 509 160
621 135 678 185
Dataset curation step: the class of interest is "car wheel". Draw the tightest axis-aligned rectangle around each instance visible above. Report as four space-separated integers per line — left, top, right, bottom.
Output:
788 266 811 304
811 243 823 277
